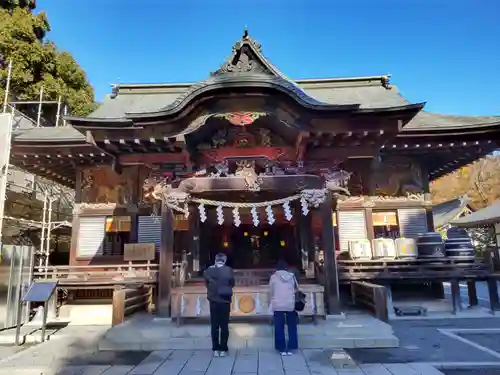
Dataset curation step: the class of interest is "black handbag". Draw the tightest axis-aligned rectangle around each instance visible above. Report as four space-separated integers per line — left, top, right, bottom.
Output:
293 276 306 312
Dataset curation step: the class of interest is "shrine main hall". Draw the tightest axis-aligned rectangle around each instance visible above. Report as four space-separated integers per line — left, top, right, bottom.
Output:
10 30 500 320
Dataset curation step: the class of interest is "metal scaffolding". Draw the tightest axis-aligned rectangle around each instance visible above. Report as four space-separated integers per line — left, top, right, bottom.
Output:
1 60 75 270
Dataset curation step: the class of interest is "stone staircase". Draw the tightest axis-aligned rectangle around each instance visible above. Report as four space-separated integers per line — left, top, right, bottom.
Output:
98 313 399 351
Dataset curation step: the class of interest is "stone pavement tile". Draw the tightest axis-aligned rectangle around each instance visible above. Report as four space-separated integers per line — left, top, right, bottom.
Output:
53 366 86 375
258 350 284 373
180 350 213 373
335 367 365 375
281 353 309 372
100 366 135 375
309 368 340 375
383 363 420 375
408 363 445 375
359 364 392 375
129 350 172 374
153 350 193 375
205 350 236 375
233 349 258 373
81 365 112 375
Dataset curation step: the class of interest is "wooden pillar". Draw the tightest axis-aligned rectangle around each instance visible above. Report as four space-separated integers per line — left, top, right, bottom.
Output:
364 207 374 243
467 281 478 307
188 204 200 275
425 208 435 232
158 202 174 316
450 279 462 314
295 200 313 274
487 277 500 313
320 191 340 314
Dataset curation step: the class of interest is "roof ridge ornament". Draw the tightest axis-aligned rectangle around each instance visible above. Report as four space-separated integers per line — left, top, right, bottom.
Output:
211 30 268 76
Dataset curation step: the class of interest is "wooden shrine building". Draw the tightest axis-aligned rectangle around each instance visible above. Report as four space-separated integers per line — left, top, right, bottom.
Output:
9 31 500 319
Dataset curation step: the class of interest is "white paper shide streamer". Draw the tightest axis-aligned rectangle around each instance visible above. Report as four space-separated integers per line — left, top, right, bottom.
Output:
198 203 207 222
216 205 224 225
283 201 293 221
233 207 241 227
251 206 259 227
300 197 309 216
266 205 275 225
184 202 189 219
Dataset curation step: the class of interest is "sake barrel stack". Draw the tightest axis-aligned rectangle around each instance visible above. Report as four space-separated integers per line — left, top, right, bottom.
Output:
445 227 476 260
416 232 446 259
395 238 418 259
372 238 396 259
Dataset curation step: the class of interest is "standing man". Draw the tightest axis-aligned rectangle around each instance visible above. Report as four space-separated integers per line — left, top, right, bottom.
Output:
203 252 235 357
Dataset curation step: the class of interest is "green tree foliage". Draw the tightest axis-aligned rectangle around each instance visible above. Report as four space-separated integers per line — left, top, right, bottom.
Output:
0 0 36 11
0 7 96 117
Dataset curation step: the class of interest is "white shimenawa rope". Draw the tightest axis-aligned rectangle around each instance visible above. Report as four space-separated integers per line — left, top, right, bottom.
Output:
191 194 302 208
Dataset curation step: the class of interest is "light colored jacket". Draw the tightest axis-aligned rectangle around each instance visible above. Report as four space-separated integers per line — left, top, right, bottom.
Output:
269 270 296 312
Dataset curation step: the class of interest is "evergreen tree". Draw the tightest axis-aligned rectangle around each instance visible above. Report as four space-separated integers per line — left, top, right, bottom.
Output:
0 6 95 117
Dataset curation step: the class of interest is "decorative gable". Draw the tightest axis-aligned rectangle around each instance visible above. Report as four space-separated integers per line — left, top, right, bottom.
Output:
212 29 277 76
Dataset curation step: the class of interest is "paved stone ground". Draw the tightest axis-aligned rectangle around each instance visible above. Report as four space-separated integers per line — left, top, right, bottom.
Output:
442 370 500 375
0 348 446 375
2 318 500 374
346 318 500 364
457 333 500 354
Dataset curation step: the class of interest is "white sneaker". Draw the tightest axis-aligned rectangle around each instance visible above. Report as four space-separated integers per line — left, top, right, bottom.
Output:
280 352 287 356
219 351 227 357
286 352 292 356
213 351 220 357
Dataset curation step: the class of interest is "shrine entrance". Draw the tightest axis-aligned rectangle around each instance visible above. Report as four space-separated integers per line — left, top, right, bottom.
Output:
200 223 299 270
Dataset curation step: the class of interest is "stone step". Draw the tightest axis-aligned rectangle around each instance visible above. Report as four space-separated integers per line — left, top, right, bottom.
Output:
98 313 399 351
99 334 398 351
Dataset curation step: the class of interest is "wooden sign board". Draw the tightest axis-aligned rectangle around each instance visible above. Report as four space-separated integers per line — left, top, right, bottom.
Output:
124 243 155 261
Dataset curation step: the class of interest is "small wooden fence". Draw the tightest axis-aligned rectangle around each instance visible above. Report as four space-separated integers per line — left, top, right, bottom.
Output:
350 281 389 322
112 284 153 326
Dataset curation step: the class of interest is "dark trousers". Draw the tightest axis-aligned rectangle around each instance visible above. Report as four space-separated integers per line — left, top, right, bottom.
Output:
209 301 231 351
273 311 298 352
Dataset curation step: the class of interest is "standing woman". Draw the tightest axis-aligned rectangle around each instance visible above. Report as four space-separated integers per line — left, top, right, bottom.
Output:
268 259 298 356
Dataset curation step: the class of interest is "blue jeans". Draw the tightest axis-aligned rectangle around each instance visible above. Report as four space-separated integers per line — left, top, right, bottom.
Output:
273 311 298 352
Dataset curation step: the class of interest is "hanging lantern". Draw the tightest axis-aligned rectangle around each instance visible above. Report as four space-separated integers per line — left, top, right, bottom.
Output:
244 232 249 237
280 240 286 247
263 231 269 236
223 241 229 248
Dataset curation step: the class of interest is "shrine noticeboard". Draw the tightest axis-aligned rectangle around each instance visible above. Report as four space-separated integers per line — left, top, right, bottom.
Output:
124 243 155 261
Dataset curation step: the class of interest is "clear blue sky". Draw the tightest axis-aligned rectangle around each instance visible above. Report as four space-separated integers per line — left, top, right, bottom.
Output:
38 0 500 116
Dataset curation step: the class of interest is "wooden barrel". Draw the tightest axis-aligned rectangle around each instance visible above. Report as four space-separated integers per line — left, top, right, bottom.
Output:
416 232 445 259
348 240 372 260
372 238 396 259
445 228 475 260
395 238 418 259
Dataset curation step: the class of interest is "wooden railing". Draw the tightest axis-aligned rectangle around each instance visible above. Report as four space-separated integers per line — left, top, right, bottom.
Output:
350 281 388 322
112 284 153 326
32 264 159 285
338 258 489 282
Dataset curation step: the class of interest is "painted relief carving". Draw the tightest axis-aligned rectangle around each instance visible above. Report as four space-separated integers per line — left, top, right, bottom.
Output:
373 157 424 196
235 160 263 191
259 128 272 147
214 112 267 126
80 167 134 205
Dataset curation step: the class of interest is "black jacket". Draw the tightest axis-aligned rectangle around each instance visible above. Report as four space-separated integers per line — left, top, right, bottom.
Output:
203 264 235 304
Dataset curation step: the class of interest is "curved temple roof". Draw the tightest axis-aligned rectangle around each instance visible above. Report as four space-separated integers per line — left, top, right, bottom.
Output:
451 200 500 227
